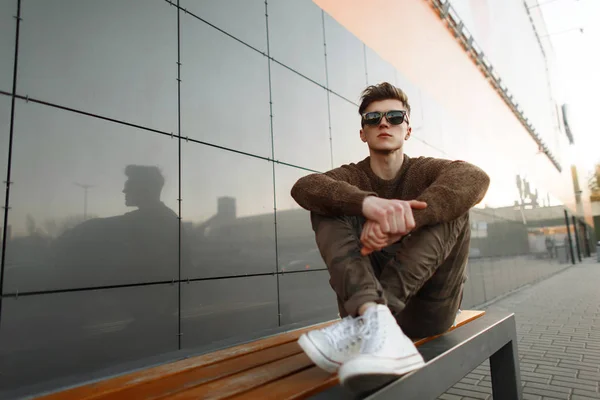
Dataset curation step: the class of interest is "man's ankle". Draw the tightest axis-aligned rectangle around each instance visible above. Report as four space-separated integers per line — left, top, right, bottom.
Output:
358 302 378 316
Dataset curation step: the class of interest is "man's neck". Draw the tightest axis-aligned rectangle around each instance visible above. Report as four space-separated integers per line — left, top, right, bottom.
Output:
135 200 163 210
368 149 404 180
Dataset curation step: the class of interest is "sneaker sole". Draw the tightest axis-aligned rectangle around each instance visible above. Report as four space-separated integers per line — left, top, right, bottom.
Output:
297 334 340 374
339 353 425 395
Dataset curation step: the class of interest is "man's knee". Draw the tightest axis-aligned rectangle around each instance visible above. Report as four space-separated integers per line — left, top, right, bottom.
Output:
309 213 386 317
393 213 470 265
396 294 462 339
309 213 364 269
310 212 364 237
379 214 470 317
420 213 470 244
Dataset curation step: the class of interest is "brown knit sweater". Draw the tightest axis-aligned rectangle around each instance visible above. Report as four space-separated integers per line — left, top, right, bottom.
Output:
291 155 490 230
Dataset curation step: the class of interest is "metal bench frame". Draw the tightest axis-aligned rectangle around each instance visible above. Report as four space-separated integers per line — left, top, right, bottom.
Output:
312 311 522 400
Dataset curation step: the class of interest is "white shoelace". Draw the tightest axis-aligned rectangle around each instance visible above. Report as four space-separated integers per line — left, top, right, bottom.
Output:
323 316 362 351
357 311 382 354
323 312 379 352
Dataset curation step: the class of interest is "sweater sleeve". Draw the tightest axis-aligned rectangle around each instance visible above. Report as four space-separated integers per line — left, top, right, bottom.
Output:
412 159 490 229
290 165 377 216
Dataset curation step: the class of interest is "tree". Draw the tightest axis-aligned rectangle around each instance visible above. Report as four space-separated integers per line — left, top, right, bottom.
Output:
26 214 37 236
42 214 96 238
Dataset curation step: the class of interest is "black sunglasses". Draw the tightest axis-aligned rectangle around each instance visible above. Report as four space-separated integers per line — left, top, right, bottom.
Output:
361 110 409 126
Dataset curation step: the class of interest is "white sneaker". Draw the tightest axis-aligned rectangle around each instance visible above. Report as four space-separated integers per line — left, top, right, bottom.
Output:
338 305 425 393
298 315 365 373
453 309 462 327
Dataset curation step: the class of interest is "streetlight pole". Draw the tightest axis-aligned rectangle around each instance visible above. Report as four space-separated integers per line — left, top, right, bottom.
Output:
74 183 94 221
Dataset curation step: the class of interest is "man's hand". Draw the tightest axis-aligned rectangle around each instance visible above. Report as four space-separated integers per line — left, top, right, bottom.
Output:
360 197 428 256
362 197 427 234
360 220 403 255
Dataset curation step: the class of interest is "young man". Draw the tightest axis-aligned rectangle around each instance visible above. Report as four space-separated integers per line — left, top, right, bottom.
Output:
291 82 490 389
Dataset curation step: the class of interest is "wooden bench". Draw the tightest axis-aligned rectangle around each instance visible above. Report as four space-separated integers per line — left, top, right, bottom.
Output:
31 309 523 400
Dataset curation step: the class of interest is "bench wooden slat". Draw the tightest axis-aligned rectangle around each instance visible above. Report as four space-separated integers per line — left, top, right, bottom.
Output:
96 342 302 400
36 311 485 399
162 353 313 400
413 310 485 347
228 366 337 400
36 321 333 400
226 310 487 399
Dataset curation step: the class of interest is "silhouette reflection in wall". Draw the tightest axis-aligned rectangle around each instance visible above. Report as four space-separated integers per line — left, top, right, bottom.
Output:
51 165 181 287
182 196 277 278
0 167 182 390
181 196 326 278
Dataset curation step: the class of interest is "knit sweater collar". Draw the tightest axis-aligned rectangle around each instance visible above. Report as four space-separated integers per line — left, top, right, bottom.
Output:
357 154 412 186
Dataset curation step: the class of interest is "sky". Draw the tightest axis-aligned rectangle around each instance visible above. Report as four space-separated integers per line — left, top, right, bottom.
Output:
539 0 600 173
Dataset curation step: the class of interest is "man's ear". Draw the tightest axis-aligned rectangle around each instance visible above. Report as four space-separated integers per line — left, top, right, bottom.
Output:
360 128 367 143
405 126 412 140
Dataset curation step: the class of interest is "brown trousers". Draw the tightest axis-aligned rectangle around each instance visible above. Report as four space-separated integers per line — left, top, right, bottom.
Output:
311 212 470 339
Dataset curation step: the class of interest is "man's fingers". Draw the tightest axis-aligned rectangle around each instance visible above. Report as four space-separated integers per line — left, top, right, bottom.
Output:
363 235 386 249
395 212 406 234
405 210 415 232
363 231 403 255
389 233 404 244
379 209 392 233
388 203 407 234
361 221 387 252
377 210 391 232
387 211 398 234
408 200 428 209
361 221 374 243
361 222 380 249
401 202 416 232
372 222 387 240
361 237 384 253
361 240 380 253
362 226 407 256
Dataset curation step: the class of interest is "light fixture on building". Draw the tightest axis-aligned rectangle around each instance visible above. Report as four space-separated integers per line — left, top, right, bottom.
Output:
562 104 575 144
527 0 579 10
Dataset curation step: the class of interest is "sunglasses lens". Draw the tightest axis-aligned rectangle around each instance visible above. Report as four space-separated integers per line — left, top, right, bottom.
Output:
386 110 405 125
363 112 382 125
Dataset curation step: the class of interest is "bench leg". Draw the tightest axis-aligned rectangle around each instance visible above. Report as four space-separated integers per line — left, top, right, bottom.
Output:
490 338 522 400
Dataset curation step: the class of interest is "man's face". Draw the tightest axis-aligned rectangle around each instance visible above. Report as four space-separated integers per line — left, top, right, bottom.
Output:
359 99 411 152
123 179 137 207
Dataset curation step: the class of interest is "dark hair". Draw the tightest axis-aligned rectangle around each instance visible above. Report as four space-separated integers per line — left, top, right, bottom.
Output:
124 165 165 195
358 82 411 118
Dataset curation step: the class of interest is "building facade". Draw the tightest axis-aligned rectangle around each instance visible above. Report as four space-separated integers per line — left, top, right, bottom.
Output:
0 0 592 396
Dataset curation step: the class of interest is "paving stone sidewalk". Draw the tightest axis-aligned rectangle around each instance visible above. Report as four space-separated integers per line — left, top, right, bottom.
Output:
440 258 600 400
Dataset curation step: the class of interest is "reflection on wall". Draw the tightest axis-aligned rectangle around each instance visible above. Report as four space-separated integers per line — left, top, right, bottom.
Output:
469 174 572 262
5 162 324 292
460 169 578 309
4 165 179 292
9 166 576 288
182 196 324 276
182 196 276 278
